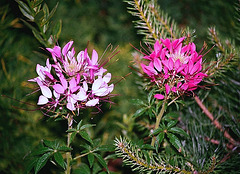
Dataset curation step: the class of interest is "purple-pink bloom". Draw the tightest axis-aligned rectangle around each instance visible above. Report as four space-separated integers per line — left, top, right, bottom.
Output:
140 37 207 100
29 41 116 114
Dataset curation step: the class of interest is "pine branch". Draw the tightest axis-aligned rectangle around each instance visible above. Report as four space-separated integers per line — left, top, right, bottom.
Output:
115 137 192 174
206 27 239 78
125 0 184 44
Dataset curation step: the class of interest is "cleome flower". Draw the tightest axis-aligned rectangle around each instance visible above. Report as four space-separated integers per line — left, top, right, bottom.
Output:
140 37 207 100
29 41 116 114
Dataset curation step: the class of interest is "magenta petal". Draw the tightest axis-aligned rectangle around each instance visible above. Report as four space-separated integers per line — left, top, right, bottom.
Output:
190 61 201 75
40 86 52 98
53 84 65 94
168 58 174 70
44 71 54 80
165 84 170 94
154 94 164 100
153 58 162 72
37 95 49 105
69 78 77 89
59 75 68 90
62 41 74 56
86 98 99 107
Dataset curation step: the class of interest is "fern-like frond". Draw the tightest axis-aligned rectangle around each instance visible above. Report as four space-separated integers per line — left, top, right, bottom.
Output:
125 0 189 44
206 27 239 78
114 137 192 174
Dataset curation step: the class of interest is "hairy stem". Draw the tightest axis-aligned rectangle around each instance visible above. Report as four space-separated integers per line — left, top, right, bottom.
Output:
194 95 236 145
65 116 72 174
150 100 166 147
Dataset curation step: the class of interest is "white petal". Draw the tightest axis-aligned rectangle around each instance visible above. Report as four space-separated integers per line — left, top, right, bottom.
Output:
94 88 108 96
103 73 111 83
37 95 49 105
40 86 52 98
92 78 103 91
86 98 99 107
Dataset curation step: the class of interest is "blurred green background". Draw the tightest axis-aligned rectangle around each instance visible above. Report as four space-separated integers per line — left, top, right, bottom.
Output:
0 0 238 173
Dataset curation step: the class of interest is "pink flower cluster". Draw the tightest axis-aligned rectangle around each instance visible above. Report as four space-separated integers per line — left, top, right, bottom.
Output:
29 41 114 112
141 37 207 100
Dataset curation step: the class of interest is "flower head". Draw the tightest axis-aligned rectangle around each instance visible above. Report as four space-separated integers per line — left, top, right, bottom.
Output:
141 37 207 100
30 41 116 114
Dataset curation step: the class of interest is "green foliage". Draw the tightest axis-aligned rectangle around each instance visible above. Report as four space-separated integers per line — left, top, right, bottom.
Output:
16 0 62 47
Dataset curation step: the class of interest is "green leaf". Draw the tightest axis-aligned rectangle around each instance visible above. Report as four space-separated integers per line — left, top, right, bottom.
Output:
34 152 51 174
95 144 115 152
43 2 59 25
32 29 47 47
34 9 44 23
130 99 146 106
73 163 91 174
53 152 65 169
80 124 96 130
57 146 72 152
148 89 155 104
31 147 53 156
70 132 77 145
52 19 62 39
43 139 58 149
66 128 76 133
141 144 155 150
167 120 178 129
93 153 109 173
132 107 147 118
77 120 83 130
156 132 165 145
169 127 189 137
42 3 49 19
32 0 43 8
16 0 33 17
142 150 150 164
87 153 94 168
79 131 93 144
151 127 162 136
24 158 38 174
167 133 182 152
19 6 34 21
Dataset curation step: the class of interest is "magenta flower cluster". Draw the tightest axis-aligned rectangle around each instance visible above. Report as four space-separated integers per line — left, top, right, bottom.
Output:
141 37 207 100
29 41 114 112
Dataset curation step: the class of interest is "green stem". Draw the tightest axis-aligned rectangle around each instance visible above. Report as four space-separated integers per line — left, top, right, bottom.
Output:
150 100 166 147
73 150 94 161
65 116 72 174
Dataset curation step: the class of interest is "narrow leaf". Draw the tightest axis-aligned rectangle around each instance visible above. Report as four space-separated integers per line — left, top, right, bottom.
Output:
93 153 109 173
87 153 94 168
167 133 182 153
31 147 52 156
54 152 65 169
77 120 83 130
66 128 76 133
156 132 165 145
151 127 162 136
167 120 178 129
80 124 96 130
34 152 51 174
70 132 77 145
57 146 72 152
132 107 147 118
169 127 189 137
79 131 93 144
24 158 38 174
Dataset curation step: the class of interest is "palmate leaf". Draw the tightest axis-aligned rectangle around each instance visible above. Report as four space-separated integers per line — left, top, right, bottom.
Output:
88 153 94 168
34 152 52 174
53 152 65 169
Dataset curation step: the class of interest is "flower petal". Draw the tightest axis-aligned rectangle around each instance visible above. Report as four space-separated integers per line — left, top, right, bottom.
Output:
40 86 52 98
62 41 74 56
53 84 65 94
86 98 99 107
103 73 111 83
37 95 49 105
154 94 164 100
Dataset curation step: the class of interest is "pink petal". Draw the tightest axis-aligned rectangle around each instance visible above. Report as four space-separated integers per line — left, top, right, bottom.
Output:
62 41 74 56
165 84 170 94
168 58 174 70
59 75 68 90
40 86 52 98
190 61 201 75
53 84 65 94
153 58 162 72
37 95 49 105
75 87 88 101
94 88 108 96
86 98 99 107
67 102 76 111
44 71 54 81
69 78 77 91
91 49 98 65
154 94 164 100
